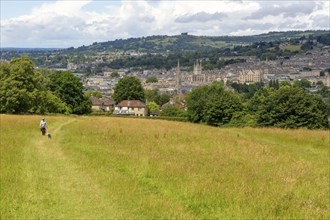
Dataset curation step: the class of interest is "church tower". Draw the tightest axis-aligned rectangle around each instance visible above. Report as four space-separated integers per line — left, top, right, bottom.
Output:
194 60 202 75
176 59 181 94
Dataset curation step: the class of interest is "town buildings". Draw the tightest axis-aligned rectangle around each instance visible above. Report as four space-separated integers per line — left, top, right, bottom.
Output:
81 45 329 98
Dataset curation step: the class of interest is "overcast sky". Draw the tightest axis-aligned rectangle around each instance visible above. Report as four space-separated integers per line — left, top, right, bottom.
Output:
1 0 329 48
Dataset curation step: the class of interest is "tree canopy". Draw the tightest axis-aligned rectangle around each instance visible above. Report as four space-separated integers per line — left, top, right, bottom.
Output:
112 76 145 103
0 56 90 114
255 87 328 129
0 57 69 114
49 71 91 114
186 82 243 126
146 76 158 83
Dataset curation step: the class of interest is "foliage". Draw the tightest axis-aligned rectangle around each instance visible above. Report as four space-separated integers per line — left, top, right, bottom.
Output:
84 90 103 98
186 84 210 123
316 34 330 45
255 87 329 129
146 76 158 83
145 89 159 103
229 82 264 100
187 82 243 126
156 93 172 106
293 79 311 89
144 89 172 106
112 76 145 103
301 40 315 50
110 72 120 78
1 31 328 70
49 71 91 114
247 87 276 112
227 111 257 127
260 52 276 61
147 101 159 113
269 79 280 89
203 90 243 126
280 81 292 87
160 105 187 117
0 56 69 114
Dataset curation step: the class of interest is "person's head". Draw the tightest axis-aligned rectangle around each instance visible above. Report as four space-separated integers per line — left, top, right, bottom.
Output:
42 118 45 121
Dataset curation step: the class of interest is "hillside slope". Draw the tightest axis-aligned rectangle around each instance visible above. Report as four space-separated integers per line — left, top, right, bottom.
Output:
67 30 329 53
1 115 329 219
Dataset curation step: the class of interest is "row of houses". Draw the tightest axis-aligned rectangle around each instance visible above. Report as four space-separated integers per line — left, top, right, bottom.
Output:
91 97 148 116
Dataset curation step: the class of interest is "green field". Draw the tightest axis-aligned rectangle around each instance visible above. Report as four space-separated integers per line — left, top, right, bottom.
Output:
1 115 329 219
280 44 301 52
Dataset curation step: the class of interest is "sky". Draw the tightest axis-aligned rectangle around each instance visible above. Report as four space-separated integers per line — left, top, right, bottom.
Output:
1 0 329 48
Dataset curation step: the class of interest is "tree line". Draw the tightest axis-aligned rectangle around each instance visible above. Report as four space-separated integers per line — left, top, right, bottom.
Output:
0 56 91 114
186 82 329 129
112 75 329 129
1 56 329 129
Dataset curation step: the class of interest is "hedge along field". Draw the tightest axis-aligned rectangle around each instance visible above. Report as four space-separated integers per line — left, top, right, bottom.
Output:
0 114 329 219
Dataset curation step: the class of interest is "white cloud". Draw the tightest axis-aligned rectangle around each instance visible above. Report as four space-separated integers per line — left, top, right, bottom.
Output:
0 0 329 48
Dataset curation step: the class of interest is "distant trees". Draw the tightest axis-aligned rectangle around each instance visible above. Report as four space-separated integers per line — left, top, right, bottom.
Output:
144 89 171 106
230 82 264 100
269 79 280 89
260 52 276 61
112 76 145 103
316 34 330 45
110 72 120 78
293 79 311 89
146 76 158 83
84 90 102 99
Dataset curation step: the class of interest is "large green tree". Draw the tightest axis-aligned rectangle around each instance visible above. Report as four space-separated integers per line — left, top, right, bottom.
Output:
0 56 68 114
186 82 243 126
256 86 329 129
186 84 210 123
49 71 91 114
112 76 145 103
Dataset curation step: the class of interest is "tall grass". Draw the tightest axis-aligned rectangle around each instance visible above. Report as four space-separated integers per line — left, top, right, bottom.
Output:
1 114 329 219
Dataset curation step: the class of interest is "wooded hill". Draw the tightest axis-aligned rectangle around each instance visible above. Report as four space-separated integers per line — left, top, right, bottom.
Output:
67 30 329 53
1 30 329 69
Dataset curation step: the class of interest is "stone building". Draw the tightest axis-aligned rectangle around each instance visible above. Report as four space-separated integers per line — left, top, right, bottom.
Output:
301 70 320 77
181 60 206 84
238 69 267 84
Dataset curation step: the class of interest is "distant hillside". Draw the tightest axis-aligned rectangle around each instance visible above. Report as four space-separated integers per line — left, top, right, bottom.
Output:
66 30 329 53
1 30 329 68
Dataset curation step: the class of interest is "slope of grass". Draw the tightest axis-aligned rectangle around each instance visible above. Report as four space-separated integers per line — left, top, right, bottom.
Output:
280 44 301 52
1 115 329 219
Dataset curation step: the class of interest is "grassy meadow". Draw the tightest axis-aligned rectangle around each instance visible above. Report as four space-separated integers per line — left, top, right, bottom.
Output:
1 114 329 219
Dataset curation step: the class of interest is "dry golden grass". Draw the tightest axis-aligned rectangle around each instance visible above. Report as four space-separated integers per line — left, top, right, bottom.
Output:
1 114 329 219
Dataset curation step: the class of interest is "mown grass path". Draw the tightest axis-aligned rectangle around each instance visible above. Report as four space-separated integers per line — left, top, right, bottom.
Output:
1 115 329 219
26 118 128 219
